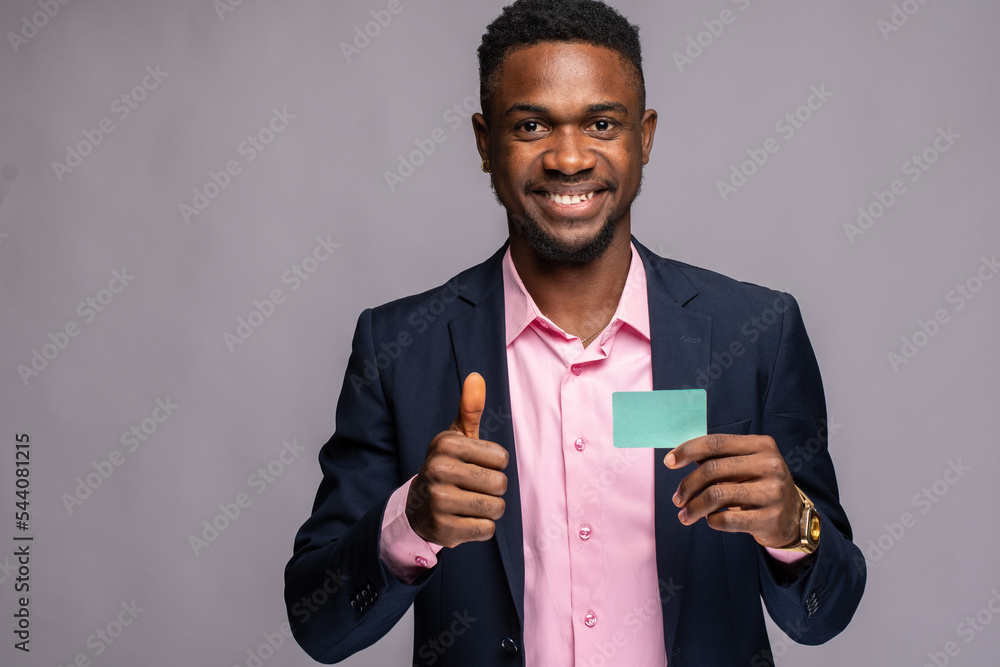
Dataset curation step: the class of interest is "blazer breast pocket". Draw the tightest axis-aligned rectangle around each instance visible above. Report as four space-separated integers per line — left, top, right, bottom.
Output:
707 418 752 436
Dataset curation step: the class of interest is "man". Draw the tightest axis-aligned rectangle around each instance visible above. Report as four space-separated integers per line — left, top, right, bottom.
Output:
285 1 866 664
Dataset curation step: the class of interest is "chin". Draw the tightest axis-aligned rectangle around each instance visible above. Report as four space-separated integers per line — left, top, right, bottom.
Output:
522 210 623 264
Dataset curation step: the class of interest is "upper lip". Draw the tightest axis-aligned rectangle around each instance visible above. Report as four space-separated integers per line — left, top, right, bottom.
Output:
534 183 606 196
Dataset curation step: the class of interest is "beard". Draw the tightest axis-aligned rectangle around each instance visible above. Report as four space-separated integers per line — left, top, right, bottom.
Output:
520 207 622 264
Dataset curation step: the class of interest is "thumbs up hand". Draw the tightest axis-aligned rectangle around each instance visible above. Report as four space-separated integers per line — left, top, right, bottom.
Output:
406 373 509 548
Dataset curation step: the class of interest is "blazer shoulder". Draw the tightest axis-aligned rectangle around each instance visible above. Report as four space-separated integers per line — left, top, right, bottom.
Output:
654 254 796 316
367 245 505 328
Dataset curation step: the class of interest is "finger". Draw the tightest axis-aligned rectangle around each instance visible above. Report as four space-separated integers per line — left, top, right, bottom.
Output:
665 434 769 469
439 517 498 547
428 485 507 521
677 480 769 526
704 507 768 535
672 454 756 507
436 432 509 471
457 462 507 496
454 372 486 439
703 505 798 548
423 456 507 496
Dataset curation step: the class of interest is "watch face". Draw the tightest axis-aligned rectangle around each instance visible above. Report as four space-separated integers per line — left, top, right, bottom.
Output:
807 511 821 544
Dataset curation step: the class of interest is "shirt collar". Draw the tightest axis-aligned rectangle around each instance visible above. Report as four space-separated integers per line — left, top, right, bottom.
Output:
502 242 651 346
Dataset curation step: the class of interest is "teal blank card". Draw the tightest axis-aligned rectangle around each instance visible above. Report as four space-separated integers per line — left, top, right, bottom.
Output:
612 389 707 449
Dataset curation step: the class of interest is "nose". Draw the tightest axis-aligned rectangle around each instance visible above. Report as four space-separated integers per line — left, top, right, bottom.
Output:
541 126 597 175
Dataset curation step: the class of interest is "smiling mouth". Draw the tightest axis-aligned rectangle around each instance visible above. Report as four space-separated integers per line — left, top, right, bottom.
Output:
543 191 598 205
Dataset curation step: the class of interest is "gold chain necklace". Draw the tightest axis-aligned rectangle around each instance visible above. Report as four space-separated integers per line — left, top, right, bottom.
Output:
542 313 612 345
579 326 605 344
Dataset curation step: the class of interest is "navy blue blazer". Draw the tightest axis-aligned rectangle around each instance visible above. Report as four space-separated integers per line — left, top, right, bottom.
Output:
285 238 866 666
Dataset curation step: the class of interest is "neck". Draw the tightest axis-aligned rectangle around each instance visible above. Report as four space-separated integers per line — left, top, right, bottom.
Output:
508 221 632 345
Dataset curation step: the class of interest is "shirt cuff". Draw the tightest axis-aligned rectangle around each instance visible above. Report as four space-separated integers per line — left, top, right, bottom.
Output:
379 475 444 584
764 546 811 565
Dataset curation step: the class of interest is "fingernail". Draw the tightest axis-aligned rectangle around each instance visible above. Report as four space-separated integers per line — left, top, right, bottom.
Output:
664 452 676 467
672 491 681 506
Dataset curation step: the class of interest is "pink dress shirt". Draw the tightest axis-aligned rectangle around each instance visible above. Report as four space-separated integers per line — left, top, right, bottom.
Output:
379 243 804 665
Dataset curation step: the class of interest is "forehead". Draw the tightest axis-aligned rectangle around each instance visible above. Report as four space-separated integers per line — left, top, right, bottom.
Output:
493 41 638 111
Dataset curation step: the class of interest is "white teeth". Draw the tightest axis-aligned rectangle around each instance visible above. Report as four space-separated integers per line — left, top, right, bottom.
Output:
546 191 595 204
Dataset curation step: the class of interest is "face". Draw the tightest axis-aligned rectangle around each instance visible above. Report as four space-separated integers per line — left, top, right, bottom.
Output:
473 41 656 264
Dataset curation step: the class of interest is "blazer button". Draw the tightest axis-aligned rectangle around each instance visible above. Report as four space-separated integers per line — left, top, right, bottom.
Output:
500 637 518 655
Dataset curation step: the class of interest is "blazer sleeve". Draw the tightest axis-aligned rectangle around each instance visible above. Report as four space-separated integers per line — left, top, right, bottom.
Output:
284 308 435 663
756 293 866 645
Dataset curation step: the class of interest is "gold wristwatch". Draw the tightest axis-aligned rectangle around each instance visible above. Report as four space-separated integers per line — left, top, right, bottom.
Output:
780 485 821 553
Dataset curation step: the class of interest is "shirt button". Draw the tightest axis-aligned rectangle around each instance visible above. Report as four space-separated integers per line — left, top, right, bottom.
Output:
579 525 592 540
574 438 585 451
414 556 428 567
584 611 598 627
571 364 582 375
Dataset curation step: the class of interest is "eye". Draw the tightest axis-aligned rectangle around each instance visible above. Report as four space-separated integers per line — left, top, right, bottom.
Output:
591 119 615 132
517 120 542 133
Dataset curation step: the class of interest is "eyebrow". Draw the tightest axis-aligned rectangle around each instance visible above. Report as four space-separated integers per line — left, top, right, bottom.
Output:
504 101 629 117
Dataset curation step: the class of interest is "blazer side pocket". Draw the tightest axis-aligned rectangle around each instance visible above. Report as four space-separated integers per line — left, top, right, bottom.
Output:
707 418 752 436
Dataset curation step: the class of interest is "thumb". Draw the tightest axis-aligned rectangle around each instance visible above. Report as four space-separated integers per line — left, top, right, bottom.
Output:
454 372 486 439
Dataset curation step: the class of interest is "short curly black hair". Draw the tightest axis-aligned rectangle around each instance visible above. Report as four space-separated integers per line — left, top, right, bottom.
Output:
478 0 645 121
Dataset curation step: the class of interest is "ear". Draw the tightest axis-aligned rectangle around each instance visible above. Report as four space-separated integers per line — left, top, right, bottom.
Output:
472 112 491 166
640 108 658 166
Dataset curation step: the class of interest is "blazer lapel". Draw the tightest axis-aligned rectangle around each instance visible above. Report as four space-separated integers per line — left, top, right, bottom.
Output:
635 239 712 657
448 245 526 627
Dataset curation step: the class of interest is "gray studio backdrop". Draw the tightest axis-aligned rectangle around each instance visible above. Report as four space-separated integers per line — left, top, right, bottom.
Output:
1 0 998 665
